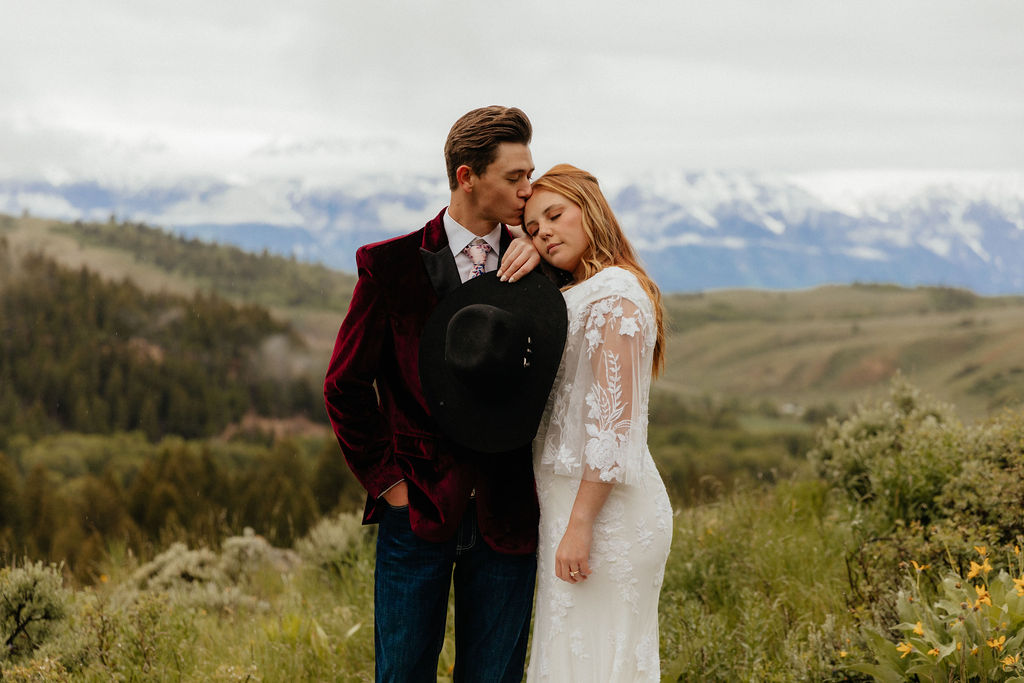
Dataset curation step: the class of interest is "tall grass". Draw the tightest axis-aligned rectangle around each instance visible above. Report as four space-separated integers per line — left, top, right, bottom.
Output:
659 479 862 681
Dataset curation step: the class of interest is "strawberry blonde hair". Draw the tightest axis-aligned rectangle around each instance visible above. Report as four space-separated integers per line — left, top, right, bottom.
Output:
532 163 666 377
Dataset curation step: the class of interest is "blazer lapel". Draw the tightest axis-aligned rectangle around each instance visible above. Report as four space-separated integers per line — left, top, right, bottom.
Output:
498 224 513 259
419 210 462 300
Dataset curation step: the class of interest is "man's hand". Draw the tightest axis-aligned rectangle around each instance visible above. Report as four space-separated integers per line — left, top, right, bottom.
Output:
382 480 409 507
498 236 541 283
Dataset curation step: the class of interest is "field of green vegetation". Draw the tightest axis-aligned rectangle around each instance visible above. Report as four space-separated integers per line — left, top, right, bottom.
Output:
3 213 1024 680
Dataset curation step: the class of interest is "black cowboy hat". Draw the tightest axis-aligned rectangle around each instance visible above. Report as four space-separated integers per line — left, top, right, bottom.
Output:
419 270 568 454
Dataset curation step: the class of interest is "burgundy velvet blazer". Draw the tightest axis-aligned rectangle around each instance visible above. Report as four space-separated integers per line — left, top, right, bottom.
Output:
323 208 539 554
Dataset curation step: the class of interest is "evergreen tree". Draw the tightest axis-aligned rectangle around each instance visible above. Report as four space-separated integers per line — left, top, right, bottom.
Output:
0 452 23 550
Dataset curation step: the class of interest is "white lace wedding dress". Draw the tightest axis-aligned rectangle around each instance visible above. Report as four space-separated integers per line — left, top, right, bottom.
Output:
527 266 673 682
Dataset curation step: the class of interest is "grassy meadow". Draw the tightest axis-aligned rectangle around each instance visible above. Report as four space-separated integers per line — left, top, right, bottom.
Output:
3 213 1024 680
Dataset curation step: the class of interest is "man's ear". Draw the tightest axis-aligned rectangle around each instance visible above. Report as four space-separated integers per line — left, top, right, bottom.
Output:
455 164 475 193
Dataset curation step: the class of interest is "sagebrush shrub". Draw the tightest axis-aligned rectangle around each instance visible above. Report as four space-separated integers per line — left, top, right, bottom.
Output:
810 374 962 530
131 542 225 591
937 410 1024 548
220 527 300 582
295 511 372 576
0 561 68 661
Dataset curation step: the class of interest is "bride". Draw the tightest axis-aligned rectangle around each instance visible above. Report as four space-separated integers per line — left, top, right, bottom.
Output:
522 164 673 682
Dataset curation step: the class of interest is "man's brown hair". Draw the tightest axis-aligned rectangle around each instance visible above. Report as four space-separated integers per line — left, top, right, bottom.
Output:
444 106 532 190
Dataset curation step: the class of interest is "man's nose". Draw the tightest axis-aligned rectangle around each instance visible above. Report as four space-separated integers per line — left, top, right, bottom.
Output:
518 180 532 198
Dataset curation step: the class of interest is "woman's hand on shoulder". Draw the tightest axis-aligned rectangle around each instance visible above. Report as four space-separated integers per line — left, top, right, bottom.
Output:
497 236 540 283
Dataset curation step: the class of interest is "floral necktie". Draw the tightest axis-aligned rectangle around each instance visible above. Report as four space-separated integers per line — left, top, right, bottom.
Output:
463 238 491 279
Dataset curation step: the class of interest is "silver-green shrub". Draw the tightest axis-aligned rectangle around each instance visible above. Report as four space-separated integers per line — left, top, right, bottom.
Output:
810 374 963 530
131 542 226 591
220 527 299 583
0 561 68 662
295 511 372 576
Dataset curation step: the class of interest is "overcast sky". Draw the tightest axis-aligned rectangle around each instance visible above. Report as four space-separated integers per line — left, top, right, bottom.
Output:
2 0 1022 187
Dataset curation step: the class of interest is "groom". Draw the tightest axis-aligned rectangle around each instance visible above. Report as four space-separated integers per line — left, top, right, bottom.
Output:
324 106 541 682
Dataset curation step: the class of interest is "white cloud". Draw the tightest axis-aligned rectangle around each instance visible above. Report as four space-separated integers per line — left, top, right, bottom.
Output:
1 0 1022 183
142 181 307 227
0 191 78 220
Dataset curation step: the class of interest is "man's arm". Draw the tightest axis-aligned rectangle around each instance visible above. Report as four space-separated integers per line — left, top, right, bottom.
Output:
323 250 403 499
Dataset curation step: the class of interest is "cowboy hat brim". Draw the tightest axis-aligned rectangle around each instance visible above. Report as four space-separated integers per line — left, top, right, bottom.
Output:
419 270 567 454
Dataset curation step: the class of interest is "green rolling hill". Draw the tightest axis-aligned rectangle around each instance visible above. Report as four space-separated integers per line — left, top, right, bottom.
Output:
4 212 1024 421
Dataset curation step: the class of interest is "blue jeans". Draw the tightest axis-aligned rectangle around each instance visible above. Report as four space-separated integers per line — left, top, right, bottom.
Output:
374 501 536 683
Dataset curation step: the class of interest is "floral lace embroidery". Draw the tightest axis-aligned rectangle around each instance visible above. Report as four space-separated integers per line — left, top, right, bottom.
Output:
569 629 590 660
635 630 660 677
635 518 654 551
548 584 574 637
583 349 630 481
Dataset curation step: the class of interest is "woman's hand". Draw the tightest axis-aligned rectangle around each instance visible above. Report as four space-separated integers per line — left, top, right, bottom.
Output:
555 519 594 584
497 236 540 283
555 479 613 584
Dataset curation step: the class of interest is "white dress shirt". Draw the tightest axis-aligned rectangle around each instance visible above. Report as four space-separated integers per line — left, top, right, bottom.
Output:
444 209 501 283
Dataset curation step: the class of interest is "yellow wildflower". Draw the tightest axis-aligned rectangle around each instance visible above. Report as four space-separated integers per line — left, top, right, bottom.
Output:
975 585 992 607
99 574 109 584
971 646 979 655
975 545 988 557
911 560 930 572
928 647 940 656
896 642 914 658
1016 545 1021 556
913 621 924 636
1003 653 1020 667
968 559 993 579
987 635 1006 652
1014 577 1024 596
839 650 848 658
956 641 963 651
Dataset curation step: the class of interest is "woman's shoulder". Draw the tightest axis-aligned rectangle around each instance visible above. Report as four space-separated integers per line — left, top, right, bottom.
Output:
572 266 650 308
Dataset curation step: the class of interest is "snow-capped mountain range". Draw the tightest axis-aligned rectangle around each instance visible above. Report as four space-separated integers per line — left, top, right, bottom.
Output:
3 170 1023 294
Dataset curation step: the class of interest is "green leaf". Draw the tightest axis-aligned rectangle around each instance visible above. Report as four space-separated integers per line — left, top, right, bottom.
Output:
845 662 908 683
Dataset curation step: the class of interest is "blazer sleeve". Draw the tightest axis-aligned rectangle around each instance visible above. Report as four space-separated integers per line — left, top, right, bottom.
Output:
323 248 403 498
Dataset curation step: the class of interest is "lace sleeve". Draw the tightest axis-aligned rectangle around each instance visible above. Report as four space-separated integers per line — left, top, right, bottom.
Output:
580 294 652 485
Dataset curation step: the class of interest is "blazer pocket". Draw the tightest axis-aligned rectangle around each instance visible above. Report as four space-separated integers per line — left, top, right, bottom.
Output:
392 431 437 460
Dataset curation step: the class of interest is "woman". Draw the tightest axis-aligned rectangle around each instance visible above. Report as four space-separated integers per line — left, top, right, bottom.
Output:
523 164 673 682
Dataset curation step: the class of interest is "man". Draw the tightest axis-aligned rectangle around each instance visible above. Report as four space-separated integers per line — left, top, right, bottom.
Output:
324 106 541 682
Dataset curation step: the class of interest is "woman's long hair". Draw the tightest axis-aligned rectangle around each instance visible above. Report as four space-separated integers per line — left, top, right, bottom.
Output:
532 163 666 377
